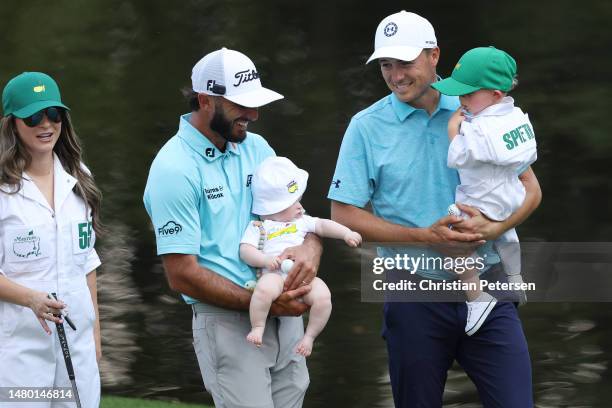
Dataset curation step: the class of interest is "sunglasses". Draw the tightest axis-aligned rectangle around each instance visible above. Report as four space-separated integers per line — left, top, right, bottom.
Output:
21 107 63 127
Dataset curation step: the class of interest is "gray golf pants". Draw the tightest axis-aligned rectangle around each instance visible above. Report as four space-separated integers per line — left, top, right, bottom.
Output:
192 303 309 408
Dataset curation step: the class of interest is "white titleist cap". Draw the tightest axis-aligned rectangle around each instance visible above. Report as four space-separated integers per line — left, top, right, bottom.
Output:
251 156 309 216
366 11 437 64
191 47 284 108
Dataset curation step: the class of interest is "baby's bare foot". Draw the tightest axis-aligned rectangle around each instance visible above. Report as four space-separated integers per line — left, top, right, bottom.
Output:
295 335 314 357
247 327 265 347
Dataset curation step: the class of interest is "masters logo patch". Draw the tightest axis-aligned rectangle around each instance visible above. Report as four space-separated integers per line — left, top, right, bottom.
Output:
13 230 41 258
287 180 298 193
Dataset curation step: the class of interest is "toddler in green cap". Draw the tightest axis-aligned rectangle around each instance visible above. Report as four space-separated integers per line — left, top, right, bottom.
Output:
432 46 537 335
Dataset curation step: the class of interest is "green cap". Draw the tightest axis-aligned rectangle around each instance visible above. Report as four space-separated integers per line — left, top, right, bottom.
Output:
2 72 69 118
431 46 517 96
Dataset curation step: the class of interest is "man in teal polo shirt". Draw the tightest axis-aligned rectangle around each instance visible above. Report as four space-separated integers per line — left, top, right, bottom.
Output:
328 11 542 407
144 48 322 408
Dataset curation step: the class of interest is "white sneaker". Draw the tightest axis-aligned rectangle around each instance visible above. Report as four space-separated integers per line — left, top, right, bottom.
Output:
465 293 497 336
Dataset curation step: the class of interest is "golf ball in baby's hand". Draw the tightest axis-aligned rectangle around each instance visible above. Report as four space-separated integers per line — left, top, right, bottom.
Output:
281 259 294 274
245 280 257 291
448 204 462 217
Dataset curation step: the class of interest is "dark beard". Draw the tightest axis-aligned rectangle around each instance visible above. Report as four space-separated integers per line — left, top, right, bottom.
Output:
210 109 247 144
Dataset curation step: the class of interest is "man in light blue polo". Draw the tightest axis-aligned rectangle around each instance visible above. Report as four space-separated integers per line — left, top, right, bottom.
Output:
144 48 322 408
328 11 542 408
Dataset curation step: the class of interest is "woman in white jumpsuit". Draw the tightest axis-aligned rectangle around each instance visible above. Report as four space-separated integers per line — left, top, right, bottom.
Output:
0 72 102 408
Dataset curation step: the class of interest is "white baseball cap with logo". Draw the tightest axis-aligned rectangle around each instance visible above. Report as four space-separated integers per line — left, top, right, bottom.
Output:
251 156 309 216
191 47 284 108
366 10 437 64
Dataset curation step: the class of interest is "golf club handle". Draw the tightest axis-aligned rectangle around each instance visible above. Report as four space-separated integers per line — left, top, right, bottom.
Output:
49 293 82 407
49 292 77 331
54 321 76 380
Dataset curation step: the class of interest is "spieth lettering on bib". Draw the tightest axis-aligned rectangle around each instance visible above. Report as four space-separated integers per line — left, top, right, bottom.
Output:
487 110 536 165
502 122 534 151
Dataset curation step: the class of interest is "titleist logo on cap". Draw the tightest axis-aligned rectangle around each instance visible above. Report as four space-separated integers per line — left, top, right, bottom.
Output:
234 69 260 87
191 48 283 107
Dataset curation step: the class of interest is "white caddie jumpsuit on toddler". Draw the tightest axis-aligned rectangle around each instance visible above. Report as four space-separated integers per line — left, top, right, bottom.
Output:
448 96 537 279
0 154 101 408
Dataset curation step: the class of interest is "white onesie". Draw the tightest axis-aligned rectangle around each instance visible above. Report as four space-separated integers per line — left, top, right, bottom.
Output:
240 215 318 275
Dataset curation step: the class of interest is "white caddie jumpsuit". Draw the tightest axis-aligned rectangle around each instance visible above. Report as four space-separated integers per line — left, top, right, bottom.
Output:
0 154 101 408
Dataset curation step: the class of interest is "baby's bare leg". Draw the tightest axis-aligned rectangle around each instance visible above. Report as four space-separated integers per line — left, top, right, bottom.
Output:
247 273 284 346
295 277 332 357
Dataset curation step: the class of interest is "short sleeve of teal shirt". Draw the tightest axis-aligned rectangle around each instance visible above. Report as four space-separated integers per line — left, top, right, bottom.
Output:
327 118 374 208
144 152 201 255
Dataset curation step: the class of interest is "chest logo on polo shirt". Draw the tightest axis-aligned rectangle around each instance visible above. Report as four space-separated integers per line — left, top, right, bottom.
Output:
158 221 183 237
205 185 225 200
12 230 41 258
331 179 341 188
205 148 215 158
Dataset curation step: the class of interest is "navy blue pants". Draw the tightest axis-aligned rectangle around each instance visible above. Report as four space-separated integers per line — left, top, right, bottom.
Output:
383 277 533 407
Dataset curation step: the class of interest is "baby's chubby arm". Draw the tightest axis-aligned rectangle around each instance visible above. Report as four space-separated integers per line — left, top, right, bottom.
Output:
239 243 281 270
315 218 362 247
